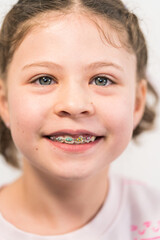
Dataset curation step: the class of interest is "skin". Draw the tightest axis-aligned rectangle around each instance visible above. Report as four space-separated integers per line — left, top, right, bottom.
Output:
0 12 146 235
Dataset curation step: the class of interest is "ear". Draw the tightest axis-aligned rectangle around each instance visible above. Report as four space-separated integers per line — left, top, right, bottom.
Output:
133 79 147 129
0 79 10 128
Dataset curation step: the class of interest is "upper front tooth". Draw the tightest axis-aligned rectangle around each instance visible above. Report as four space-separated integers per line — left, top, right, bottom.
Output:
65 136 74 142
75 136 85 144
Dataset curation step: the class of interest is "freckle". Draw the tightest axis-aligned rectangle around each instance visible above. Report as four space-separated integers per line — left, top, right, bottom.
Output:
35 148 38 151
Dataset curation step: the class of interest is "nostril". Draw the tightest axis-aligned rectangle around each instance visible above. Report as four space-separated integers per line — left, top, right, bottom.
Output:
59 111 71 117
82 111 89 114
58 110 89 117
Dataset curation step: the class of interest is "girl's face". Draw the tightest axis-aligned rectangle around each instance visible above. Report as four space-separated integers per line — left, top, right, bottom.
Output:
0 13 146 180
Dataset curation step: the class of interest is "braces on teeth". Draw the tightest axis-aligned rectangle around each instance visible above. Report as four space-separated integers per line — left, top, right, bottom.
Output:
50 135 96 144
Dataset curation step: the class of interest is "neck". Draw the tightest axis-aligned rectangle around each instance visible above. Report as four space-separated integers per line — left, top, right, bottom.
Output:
19 161 109 234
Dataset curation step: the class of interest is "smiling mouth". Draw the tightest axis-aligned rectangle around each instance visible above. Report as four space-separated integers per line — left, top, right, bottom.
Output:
45 135 103 144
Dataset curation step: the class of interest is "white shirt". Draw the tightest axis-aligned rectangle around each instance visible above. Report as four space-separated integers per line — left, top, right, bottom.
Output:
0 174 160 240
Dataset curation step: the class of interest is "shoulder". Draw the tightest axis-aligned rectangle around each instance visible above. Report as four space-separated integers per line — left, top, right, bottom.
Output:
108 174 160 239
120 175 160 237
109 173 160 219
115 174 160 224
122 176 160 209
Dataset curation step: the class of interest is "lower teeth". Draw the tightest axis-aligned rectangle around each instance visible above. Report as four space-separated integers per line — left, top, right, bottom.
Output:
50 136 96 144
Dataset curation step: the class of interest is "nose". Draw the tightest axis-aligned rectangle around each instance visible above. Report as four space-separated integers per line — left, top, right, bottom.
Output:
53 84 95 118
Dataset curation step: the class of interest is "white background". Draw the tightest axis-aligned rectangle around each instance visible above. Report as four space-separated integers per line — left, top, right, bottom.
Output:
0 0 160 188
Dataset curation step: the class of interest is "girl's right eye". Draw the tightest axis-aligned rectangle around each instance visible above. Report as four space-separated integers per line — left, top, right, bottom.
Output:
32 76 56 85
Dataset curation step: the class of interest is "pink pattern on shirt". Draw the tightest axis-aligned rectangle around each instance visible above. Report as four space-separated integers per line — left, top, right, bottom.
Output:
141 237 160 240
138 229 146 235
131 220 160 240
144 222 151 228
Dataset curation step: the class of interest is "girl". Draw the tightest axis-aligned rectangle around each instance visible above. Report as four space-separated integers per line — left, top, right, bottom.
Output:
0 0 159 239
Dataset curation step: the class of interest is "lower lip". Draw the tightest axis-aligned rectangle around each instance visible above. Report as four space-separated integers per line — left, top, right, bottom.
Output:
45 137 103 153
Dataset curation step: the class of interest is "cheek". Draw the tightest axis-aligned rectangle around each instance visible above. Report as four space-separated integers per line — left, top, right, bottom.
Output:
95 93 135 162
7 92 47 143
96 93 135 139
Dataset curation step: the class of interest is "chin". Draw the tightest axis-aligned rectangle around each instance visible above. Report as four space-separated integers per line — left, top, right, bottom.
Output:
43 164 100 182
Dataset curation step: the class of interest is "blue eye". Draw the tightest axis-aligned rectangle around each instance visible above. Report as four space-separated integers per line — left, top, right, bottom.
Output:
35 76 55 85
91 76 113 86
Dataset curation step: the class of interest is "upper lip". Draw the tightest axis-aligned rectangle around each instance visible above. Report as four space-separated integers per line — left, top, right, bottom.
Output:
45 129 103 137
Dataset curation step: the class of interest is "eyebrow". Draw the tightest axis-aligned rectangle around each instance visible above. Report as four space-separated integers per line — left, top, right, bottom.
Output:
22 61 62 71
86 61 123 71
22 61 123 72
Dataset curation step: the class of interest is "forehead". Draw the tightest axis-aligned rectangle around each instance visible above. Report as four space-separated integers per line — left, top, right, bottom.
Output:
27 11 129 49
9 11 136 77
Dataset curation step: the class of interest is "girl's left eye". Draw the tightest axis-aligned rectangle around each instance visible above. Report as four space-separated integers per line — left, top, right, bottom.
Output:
90 76 114 86
32 76 55 85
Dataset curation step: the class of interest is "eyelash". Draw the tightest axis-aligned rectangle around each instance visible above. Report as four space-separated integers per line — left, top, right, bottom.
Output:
31 75 114 87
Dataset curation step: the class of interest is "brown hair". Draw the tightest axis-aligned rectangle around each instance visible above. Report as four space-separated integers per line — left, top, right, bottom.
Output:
0 0 158 168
